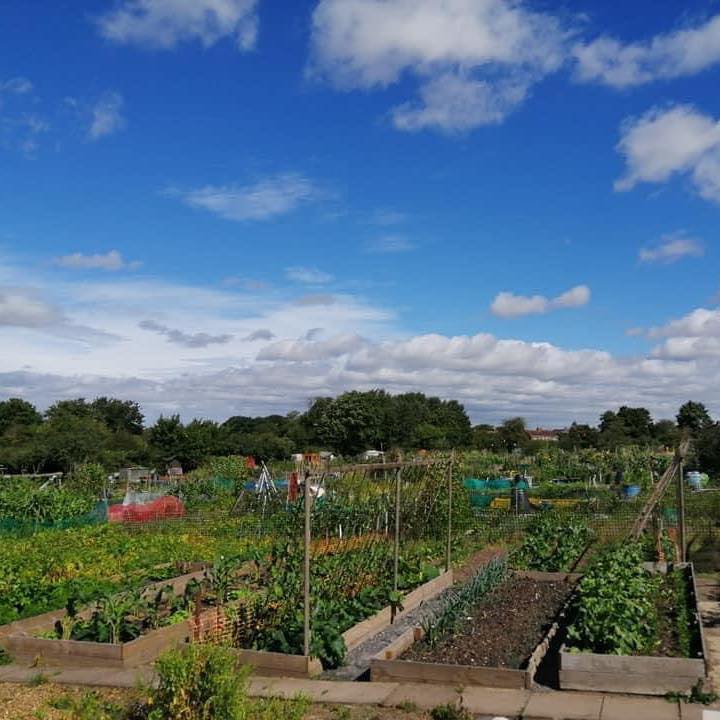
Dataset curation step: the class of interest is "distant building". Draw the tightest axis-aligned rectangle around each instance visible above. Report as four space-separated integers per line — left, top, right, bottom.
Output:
527 428 561 443
362 450 385 461
167 460 183 477
118 467 152 483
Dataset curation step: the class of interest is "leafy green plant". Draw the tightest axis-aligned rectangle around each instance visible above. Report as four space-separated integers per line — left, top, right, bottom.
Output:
430 702 472 720
567 542 660 655
511 515 593 572
0 647 13 665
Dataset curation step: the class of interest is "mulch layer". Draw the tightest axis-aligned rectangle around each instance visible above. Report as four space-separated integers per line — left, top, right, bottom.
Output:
403 575 573 669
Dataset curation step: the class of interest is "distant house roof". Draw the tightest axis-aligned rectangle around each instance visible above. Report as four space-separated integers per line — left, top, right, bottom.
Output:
527 428 561 442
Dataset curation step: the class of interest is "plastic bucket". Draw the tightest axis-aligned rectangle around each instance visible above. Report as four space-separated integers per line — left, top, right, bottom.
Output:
622 484 641 499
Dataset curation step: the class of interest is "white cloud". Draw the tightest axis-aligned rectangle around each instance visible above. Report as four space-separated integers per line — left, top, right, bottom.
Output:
366 235 416 254
97 0 258 51
615 105 720 203
285 266 334 284
0 288 60 327
177 173 320 221
294 294 337 307
139 319 233 348
243 329 275 342
88 92 125 140
491 285 590 318
309 0 569 132
639 232 704 264
574 14 720 88
257 334 366 362
55 250 141 272
1 77 33 95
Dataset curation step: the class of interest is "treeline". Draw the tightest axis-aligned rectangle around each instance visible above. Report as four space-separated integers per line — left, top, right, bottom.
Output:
1 393 719 474
0 390 471 473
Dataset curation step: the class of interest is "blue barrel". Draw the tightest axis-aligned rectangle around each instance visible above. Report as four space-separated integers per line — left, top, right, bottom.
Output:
622 484 641 499
686 471 702 491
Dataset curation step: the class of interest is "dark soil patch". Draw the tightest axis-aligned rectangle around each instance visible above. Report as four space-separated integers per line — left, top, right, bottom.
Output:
403 575 572 669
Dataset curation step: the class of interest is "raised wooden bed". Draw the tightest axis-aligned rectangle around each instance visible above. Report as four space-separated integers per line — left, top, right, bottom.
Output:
370 570 578 689
559 563 707 695
0 566 209 668
193 570 454 679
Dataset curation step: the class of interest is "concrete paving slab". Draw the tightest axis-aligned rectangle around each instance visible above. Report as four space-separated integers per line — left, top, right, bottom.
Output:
678 705 711 720
601 695 679 720
523 691 603 720
247 678 397 705
381 683 463 710
461 686 529 718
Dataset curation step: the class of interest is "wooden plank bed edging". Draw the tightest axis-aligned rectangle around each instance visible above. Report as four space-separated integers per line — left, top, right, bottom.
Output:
0 566 209 641
341 570 453 652
559 563 706 695
369 570 575 689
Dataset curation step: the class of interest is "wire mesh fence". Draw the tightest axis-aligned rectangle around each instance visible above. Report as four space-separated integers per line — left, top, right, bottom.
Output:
2 454 719 668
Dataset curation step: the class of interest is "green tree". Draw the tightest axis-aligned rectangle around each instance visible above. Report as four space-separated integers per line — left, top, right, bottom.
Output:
559 423 599 449
676 401 712 436
45 398 93 421
472 424 500 451
0 398 42 435
148 415 187 466
38 414 111 472
498 417 529 452
91 397 144 434
652 419 679 448
697 423 720 475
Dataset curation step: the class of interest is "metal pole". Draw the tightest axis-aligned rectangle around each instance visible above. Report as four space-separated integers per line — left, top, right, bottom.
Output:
678 460 686 563
446 453 454 573
303 468 311 657
392 467 401 622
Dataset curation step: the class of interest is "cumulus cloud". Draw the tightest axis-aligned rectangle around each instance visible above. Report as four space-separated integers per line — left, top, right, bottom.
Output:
285 266 334 284
0 288 61 327
243 329 275 342
88 92 125 140
97 0 258 51
55 250 141 272
309 0 569 132
491 285 590 318
574 14 720 88
139 319 233 348
615 105 720 203
177 173 320 221
257 334 366 362
366 235 416 253
639 232 704 264
648 307 720 361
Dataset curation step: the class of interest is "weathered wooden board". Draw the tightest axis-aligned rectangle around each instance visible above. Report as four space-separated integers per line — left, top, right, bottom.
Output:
231 648 323 678
559 668 701 695
342 570 453 652
371 657 527 689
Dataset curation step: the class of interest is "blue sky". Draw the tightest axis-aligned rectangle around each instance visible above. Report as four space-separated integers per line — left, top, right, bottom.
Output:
2 0 720 425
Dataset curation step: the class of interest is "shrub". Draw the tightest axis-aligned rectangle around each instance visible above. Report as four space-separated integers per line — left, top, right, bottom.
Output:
511 515 593 572
148 645 250 720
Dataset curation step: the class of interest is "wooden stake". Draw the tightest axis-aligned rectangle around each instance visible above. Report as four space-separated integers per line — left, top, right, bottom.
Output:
678 460 686 563
303 467 311 657
446 452 455 573
392 467 401 623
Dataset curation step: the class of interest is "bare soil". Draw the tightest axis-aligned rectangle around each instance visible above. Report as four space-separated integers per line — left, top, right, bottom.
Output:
404 575 573 669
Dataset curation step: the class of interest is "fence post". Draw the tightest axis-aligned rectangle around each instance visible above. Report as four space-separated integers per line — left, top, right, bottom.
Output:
303 467 311 657
446 452 455 573
677 460 686 563
392 466 402 622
